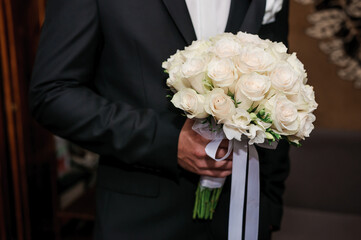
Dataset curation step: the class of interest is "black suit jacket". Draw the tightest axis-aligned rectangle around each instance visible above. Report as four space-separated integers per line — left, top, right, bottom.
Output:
30 0 290 239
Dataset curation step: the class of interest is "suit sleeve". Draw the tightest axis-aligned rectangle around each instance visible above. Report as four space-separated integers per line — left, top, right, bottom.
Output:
29 0 180 175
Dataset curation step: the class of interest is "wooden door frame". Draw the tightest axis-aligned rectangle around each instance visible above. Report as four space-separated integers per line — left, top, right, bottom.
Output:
0 0 32 239
0 65 9 240
1 0 59 239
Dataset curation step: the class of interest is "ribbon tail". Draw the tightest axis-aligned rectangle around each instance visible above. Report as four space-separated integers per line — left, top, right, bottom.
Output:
244 145 260 240
228 141 248 240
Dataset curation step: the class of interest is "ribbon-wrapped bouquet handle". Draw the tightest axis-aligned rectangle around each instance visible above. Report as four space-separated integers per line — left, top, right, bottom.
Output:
192 120 278 239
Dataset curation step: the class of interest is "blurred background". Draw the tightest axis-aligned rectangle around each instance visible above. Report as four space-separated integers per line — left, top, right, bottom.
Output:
0 0 360 239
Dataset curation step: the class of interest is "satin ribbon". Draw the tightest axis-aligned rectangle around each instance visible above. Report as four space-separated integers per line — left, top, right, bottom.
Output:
193 120 277 240
205 138 277 240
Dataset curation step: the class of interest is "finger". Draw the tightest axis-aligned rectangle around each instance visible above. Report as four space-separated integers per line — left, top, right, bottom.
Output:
198 169 232 178
219 139 230 148
192 143 232 160
215 147 233 160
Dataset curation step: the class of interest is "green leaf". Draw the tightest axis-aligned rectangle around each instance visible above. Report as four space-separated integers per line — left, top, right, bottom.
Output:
227 90 234 98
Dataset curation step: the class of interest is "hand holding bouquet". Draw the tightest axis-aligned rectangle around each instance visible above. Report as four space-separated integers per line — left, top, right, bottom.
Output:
163 32 317 221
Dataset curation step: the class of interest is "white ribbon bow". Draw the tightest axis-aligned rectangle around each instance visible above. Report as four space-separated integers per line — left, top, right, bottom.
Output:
193 120 278 240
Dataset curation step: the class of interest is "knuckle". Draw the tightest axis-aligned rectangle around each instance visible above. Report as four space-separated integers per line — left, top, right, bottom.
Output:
202 170 215 177
225 161 232 169
194 148 205 158
218 172 226 178
213 161 223 169
219 172 227 178
195 161 206 170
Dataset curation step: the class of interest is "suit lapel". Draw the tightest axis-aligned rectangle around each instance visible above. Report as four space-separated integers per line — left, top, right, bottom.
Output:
240 0 266 34
225 0 251 34
162 0 197 45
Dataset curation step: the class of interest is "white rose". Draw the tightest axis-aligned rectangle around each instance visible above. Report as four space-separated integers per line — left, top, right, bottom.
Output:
236 32 269 49
270 61 302 94
235 72 271 102
162 50 185 71
207 58 238 88
205 88 236 123
295 112 316 140
232 108 252 129
171 88 208 119
265 94 299 135
235 46 275 73
233 90 253 110
288 85 318 112
287 53 307 84
181 57 207 78
223 108 252 141
166 65 191 92
267 42 288 61
210 32 235 40
181 57 208 94
301 85 318 112
210 37 242 58
182 40 211 58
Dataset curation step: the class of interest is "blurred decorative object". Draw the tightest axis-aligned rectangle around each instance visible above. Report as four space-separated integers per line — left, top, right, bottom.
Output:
68 143 99 170
295 0 361 89
55 136 72 177
55 136 99 175
54 136 99 209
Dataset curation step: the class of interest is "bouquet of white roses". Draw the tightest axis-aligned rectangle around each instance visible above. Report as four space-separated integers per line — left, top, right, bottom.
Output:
163 32 317 220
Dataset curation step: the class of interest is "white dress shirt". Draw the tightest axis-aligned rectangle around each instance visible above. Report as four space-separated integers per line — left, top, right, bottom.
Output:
185 0 232 40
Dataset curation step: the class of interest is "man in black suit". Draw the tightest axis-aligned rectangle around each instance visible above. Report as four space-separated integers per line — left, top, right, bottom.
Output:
30 0 290 239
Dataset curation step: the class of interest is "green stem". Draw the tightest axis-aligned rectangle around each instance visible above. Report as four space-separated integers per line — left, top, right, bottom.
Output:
213 187 223 210
200 189 205 218
210 189 217 220
193 184 200 219
192 186 224 220
205 189 211 219
197 188 202 218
